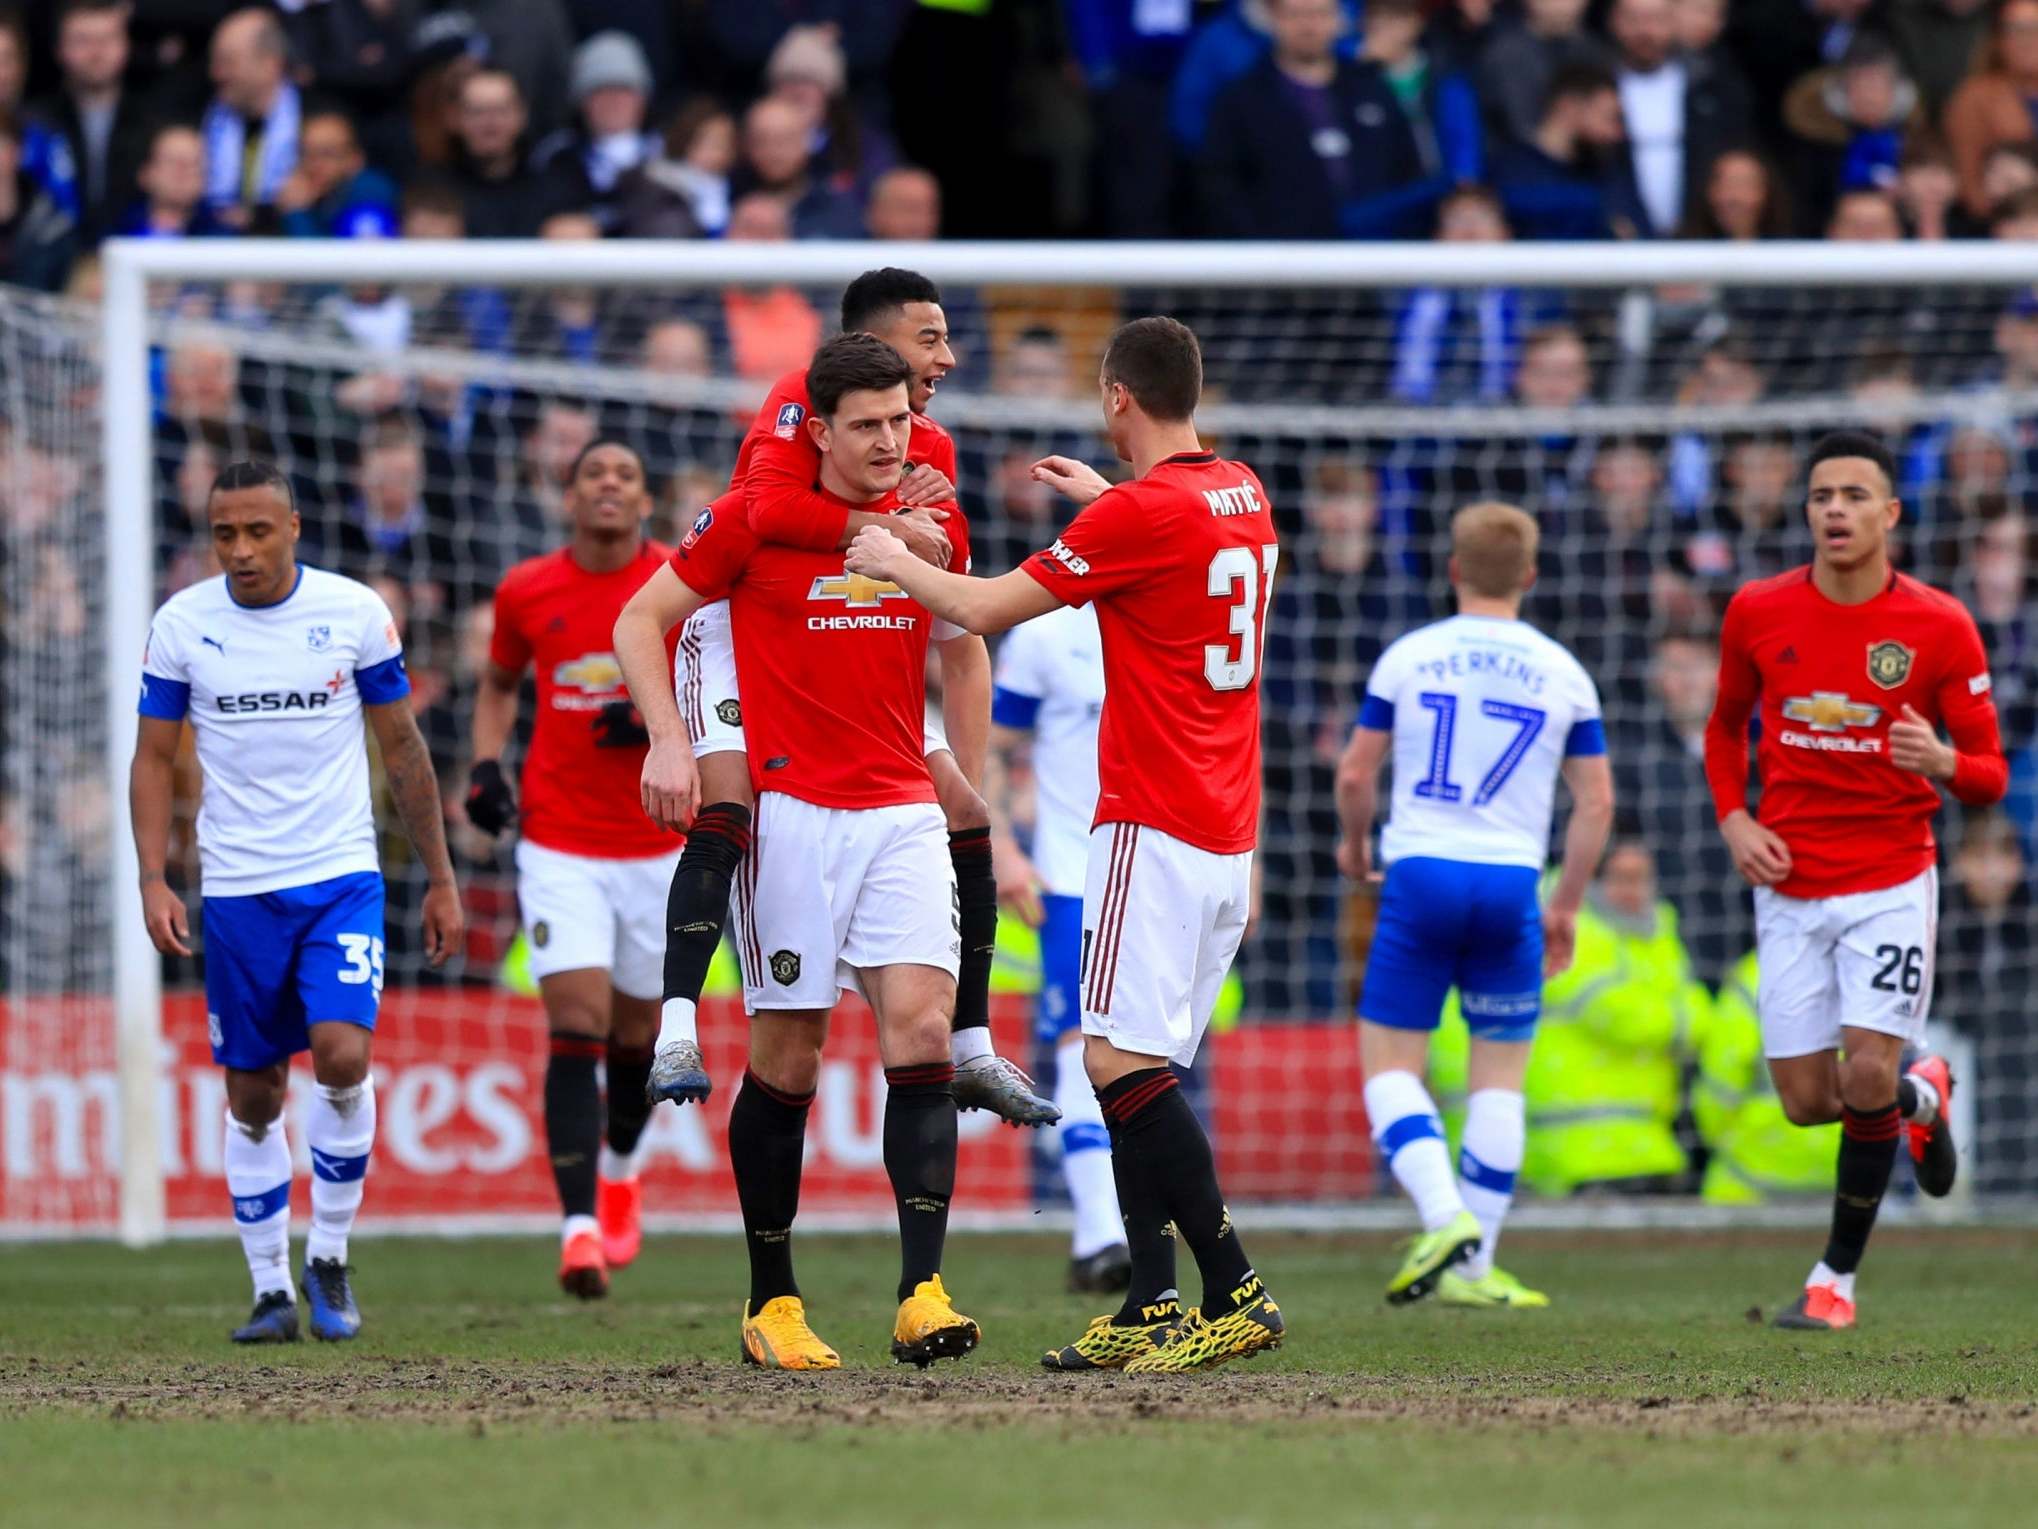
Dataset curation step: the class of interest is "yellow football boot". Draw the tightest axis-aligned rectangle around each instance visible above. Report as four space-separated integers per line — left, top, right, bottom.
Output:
739 1296 840 1371
1123 1279 1284 1374
890 1275 981 1367
1041 1297 1183 1372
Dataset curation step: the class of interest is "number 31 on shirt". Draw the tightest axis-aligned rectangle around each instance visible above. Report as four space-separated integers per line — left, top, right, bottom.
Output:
1204 545 1280 691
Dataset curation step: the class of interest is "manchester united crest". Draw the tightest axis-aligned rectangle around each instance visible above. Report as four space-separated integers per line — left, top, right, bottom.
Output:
1866 639 1914 690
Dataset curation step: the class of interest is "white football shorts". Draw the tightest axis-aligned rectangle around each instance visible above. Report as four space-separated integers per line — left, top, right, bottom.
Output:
1753 866 1937 1058
1078 821 1252 1067
514 838 682 999
676 599 744 759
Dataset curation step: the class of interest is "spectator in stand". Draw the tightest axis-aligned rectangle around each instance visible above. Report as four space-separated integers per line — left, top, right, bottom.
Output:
462 0 575 144
1064 0 1196 236
1683 431 1807 598
1665 338 1765 513
616 100 733 239
1551 435 1686 680
1607 0 1755 237
202 7 301 231
764 23 899 203
397 10 492 175
25 0 153 247
319 416 459 615
1680 146 1792 238
1826 182 1905 240
508 211 613 364
1941 810 2038 1196
0 10 22 119
1845 346 1946 504
278 110 398 240
1361 0 1482 187
279 0 421 180
1945 0 2038 224
1993 182 2038 239
1491 62 1647 240
1978 141 2038 215
1199 0 1424 240
118 122 224 239
1781 32 1926 228
1889 0 1999 121
0 109 78 291
534 31 660 235
1390 186 1565 404
735 94 862 241
1895 131 1961 239
1727 0 1876 143
449 69 550 239
719 192 823 383
866 166 940 241
1476 0 1610 151
1171 0 1364 155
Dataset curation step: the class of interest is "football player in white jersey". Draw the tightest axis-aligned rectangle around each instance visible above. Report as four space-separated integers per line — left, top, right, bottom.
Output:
131 461 463 1343
1335 502 1613 1309
987 601 1130 1292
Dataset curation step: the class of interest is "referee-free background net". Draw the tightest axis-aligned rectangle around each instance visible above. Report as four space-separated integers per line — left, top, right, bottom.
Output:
4 242 2036 1237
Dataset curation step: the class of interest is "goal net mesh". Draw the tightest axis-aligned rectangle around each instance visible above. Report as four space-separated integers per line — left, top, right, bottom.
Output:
4 258 2036 1234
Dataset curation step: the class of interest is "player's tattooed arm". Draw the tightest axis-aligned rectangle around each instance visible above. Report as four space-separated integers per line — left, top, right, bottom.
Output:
131 715 193 957
366 700 464 967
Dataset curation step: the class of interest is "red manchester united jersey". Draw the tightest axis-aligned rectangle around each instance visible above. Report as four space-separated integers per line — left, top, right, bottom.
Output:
735 367 959 550
1704 566 2007 899
489 542 684 859
669 489 971 809
1021 452 1277 856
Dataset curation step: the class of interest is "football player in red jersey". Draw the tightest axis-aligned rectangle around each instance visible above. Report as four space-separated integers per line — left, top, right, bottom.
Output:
846 317 1285 1374
466 440 683 1300
1705 430 2007 1332
615 335 985 1371
656 268 1058 1128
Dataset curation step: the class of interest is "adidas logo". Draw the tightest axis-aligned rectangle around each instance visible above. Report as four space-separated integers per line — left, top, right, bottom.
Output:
1779 646 1799 664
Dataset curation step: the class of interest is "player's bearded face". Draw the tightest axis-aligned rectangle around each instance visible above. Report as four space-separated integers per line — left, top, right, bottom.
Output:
208 486 300 604
818 385 912 498
1804 457 1899 571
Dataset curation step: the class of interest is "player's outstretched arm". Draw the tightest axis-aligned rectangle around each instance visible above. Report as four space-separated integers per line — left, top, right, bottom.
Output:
365 700 464 967
1029 456 1113 506
131 715 192 958
935 632 992 789
846 527 1063 635
466 661 522 836
1545 754 1616 977
614 563 708 831
1332 726 1391 883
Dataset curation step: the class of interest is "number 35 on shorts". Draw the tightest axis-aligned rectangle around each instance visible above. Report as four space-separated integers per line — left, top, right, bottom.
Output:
337 932 386 994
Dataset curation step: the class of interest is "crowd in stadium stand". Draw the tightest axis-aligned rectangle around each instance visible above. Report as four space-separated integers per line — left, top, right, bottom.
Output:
5 1 2038 1194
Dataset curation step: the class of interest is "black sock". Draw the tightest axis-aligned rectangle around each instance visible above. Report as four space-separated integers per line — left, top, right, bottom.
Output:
1104 1109 1181 1325
883 1063 958 1301
545 1033 603 1220
949 827 996 1036
728 1071 812 1308
1824 1101 1902 1275
1099 1068 1257 1316
664 802 751 1004
604 1040 655 1158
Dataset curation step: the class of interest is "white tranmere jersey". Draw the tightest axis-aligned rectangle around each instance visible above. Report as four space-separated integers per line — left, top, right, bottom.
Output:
1360 614 1605 871
138 566 411 896
992 601 1104 896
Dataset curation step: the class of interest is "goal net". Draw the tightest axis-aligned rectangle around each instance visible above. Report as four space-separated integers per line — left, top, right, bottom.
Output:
5 240 2036 1240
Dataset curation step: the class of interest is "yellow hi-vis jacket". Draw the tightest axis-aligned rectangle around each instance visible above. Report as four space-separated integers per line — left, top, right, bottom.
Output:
1692 952 1840 1204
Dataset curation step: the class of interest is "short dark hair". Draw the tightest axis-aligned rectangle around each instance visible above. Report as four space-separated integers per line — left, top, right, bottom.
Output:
209 458 295 511
841 267 941 334
401 173 465 223
568 436 647 482
1544 61 1618 116
302 107 361 146
1101 316 1202 422
1806 430 1898 496
57 0 127 26
807 332 914 419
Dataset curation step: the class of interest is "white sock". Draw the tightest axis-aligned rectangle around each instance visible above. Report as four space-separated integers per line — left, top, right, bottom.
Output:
562 1212 599 1245
225 1109 293 1300
951 1028 993 1067
1903 1073 1940 1124
1808 1260 1856 1302
598 1144 639 1183
1364 1069 1466 1232
1457 1088 1525 1280
1054 1044 1123 1257
304 1078 375 1267
658 996 697 1048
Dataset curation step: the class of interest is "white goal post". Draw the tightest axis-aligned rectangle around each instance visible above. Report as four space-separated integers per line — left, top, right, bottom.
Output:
90 238 2038 1246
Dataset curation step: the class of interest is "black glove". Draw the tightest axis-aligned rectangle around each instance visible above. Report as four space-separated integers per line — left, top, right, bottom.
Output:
593 698 651 750
465 758 517 836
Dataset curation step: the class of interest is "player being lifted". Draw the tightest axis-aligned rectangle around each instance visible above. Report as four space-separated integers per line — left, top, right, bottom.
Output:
464 440 681 1299
1705 431 2002 1331
847 316 1284 1373
651 267 1056 1128
986 601 1131 1292
617 335 984 1370
132 461 463 1343
1334 503 1614 1308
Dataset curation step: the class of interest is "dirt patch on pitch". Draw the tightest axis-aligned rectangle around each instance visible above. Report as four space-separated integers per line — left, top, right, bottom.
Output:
5 1358 2034 1439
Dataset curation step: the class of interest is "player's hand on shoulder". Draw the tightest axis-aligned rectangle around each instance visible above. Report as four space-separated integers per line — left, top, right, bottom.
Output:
640 736 699 833
897 463 955 508
1888 704 1956 781
889 507 954 570
1720 809 1792 887
846 524 910 579
140 877 193 958
1541 906 1577 978
420 879 464 968
1029 455 1112 506
464 758 517 836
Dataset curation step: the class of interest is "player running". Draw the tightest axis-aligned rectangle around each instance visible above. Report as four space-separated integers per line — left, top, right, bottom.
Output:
616 335 984 1370
131 460 463 1344
986 602 1131 1292
653 267 1057 1128
847 316 1284 1374
1334 503 1615 1309
1705 430 2004 1332
464 440 680 1299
